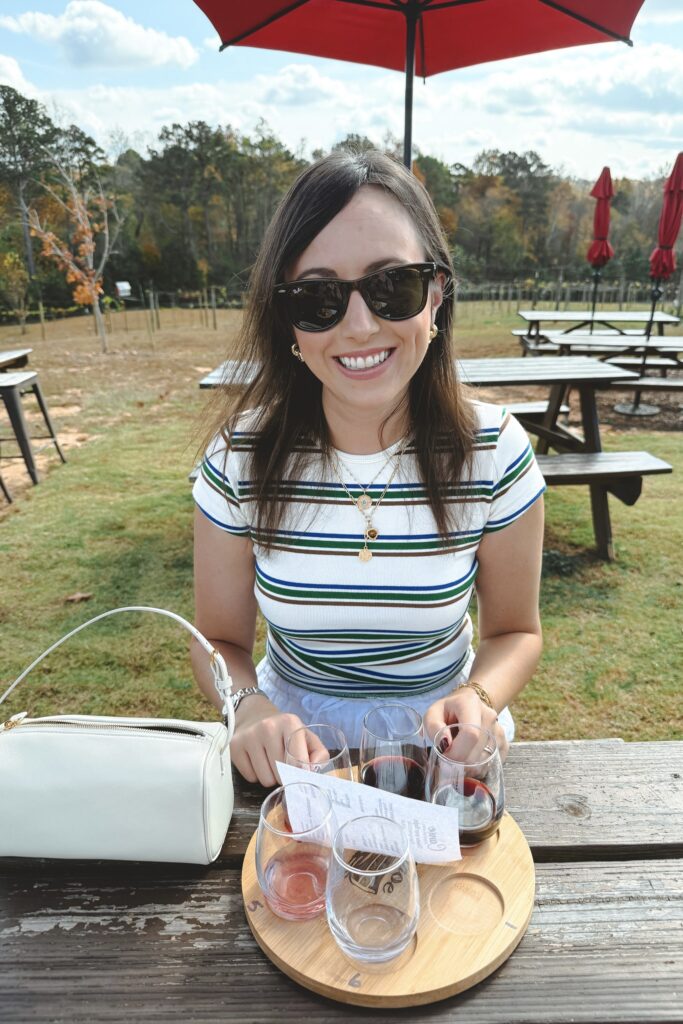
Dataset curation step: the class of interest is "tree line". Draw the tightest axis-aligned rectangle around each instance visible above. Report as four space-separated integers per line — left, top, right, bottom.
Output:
0 84 679 340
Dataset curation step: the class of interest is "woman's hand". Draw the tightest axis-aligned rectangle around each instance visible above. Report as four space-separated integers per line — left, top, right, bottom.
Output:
423 686 510 763
231 698 330 786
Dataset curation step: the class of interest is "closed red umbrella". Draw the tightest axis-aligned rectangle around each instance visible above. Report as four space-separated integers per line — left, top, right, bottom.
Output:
587 167 615 269
586 166 615 331
649 152 683 280
194 0 646 167
617 153 683 417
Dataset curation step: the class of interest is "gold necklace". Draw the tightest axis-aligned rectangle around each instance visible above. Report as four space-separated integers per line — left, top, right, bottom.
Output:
331 438 410 562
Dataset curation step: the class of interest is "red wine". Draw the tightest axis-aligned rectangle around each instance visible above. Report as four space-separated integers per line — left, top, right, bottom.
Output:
263 846 328 920
433 776 501 845
361 755 426 801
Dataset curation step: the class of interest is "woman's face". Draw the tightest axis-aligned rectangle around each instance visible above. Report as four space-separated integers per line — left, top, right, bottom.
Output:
287 186 443 431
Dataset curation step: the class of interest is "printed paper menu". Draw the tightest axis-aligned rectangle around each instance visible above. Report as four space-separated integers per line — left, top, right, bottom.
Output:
276 761 461 864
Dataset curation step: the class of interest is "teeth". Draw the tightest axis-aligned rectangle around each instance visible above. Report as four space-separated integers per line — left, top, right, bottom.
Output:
339 349 390 370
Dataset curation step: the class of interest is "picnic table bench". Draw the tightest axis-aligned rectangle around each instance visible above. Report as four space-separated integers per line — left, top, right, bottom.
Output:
2 737 682 1022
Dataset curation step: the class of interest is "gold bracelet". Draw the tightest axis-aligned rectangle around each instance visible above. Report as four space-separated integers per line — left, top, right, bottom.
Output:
457 680 495 710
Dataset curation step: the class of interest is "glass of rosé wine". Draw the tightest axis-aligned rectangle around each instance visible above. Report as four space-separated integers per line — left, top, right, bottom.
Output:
255 782 333 920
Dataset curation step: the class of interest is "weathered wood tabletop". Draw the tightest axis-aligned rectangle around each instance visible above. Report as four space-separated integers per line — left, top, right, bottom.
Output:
2 738 682 1023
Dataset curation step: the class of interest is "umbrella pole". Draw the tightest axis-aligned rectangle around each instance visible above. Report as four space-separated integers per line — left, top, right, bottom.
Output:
614 280 662 417
403 7 418 169
589 268 601 334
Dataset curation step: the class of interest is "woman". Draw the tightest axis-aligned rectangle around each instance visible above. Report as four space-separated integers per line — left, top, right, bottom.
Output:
191 149 544 787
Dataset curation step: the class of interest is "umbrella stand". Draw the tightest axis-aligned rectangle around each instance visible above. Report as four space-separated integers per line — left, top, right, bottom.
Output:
614 281 663 417
589 269 601 334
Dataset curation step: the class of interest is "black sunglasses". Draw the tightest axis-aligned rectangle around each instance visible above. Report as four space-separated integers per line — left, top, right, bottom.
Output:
274 262 443 333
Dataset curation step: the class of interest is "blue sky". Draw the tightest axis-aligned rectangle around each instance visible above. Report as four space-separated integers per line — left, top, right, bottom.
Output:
1 0 682 179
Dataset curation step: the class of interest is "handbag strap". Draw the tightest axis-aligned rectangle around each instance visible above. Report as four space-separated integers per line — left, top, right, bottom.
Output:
0 606 235 741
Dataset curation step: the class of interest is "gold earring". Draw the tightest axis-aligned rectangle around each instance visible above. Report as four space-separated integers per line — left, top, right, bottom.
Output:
429 324 438 341
291 343 304 363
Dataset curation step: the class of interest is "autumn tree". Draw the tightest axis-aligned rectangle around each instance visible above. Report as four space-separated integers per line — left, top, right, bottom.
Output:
29 126 123 352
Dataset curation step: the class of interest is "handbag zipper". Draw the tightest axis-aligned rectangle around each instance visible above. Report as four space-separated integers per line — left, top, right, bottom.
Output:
0 714 207 739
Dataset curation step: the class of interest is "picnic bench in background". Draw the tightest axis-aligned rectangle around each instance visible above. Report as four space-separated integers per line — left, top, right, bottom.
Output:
199 357 672 560
2 738 682 1022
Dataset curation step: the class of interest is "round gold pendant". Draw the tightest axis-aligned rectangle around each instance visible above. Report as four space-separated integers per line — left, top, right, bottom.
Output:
358 548 372 562
365 527 379 541
356 493 372 513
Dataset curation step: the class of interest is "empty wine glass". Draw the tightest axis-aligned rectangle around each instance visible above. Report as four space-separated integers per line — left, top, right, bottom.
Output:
285 723 353 781
359 703 427 800
426 723 504 846
255 782 333 920
326 816 419 964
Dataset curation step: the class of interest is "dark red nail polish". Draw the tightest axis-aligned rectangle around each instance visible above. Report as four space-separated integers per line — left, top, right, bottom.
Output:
439 736 450 754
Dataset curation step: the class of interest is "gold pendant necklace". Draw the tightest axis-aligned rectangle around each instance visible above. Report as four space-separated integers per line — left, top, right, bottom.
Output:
332 437 410 563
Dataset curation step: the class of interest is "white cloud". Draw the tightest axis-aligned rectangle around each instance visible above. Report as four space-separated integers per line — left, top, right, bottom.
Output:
204 34 221 52
638 10 683 26
256 64 352 107
0 54 38 96
0 1 198 70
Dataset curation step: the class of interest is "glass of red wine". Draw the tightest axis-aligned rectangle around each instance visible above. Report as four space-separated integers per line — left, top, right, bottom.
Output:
359 703 427 800
285 723 354 781
255 782 333 920
425 723 504 846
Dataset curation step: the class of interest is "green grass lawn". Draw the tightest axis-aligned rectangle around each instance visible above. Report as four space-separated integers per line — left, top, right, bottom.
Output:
1 306 681 739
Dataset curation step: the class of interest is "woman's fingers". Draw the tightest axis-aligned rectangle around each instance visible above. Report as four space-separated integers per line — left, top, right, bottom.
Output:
308 732 332 765
285 722 313 765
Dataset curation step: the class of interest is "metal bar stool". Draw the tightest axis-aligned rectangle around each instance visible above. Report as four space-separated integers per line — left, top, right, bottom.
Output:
0 371 66 485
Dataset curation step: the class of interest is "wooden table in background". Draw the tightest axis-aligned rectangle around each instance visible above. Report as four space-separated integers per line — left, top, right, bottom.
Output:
2 739 682 1023
517 309 680 338
0 348 32 371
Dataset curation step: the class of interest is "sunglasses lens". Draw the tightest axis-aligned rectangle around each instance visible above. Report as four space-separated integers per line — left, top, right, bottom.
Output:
286 280 345 331
364 266 428 320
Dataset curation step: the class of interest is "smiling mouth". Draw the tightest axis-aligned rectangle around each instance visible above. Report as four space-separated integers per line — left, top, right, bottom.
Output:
335 349 393 370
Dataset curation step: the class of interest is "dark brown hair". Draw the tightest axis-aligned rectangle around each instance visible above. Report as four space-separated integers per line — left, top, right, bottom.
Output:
201 149 476 543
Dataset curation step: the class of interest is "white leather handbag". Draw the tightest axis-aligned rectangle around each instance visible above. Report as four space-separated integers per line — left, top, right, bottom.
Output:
0 606 236 865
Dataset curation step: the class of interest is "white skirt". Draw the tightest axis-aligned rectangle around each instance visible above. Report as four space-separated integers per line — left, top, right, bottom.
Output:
256 651 515 748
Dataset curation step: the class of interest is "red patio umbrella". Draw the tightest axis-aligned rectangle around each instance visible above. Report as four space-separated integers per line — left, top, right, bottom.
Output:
617 153 683 417
649 151 683 281
194 0 647 168
586 166 615 331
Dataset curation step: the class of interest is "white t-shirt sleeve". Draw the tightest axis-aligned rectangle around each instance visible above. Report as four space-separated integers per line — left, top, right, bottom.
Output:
484 409 546 533
192 432 250 536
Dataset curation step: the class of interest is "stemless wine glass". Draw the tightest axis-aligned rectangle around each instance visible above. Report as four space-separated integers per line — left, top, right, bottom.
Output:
426 723 504 846
326 816 419 964
255 782 333 920
359 703 427 800
285 723 353 781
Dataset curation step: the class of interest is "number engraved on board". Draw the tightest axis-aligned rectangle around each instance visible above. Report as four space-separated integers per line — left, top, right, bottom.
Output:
246 899 264 912
348 973 362 988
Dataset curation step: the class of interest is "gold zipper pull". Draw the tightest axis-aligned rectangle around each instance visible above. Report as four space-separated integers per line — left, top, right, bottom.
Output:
0 712 28 732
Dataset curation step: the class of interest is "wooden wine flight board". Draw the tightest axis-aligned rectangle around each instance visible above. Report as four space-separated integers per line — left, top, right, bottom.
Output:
241 812 535 1008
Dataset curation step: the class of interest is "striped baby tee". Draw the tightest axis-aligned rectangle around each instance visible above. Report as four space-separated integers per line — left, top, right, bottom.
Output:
193 401 545 700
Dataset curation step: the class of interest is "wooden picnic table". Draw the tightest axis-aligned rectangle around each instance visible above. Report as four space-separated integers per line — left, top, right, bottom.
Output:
0 348 32 371
199 357 671 560
200 356 635 453
1 738 682 1022
517 309 680 338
